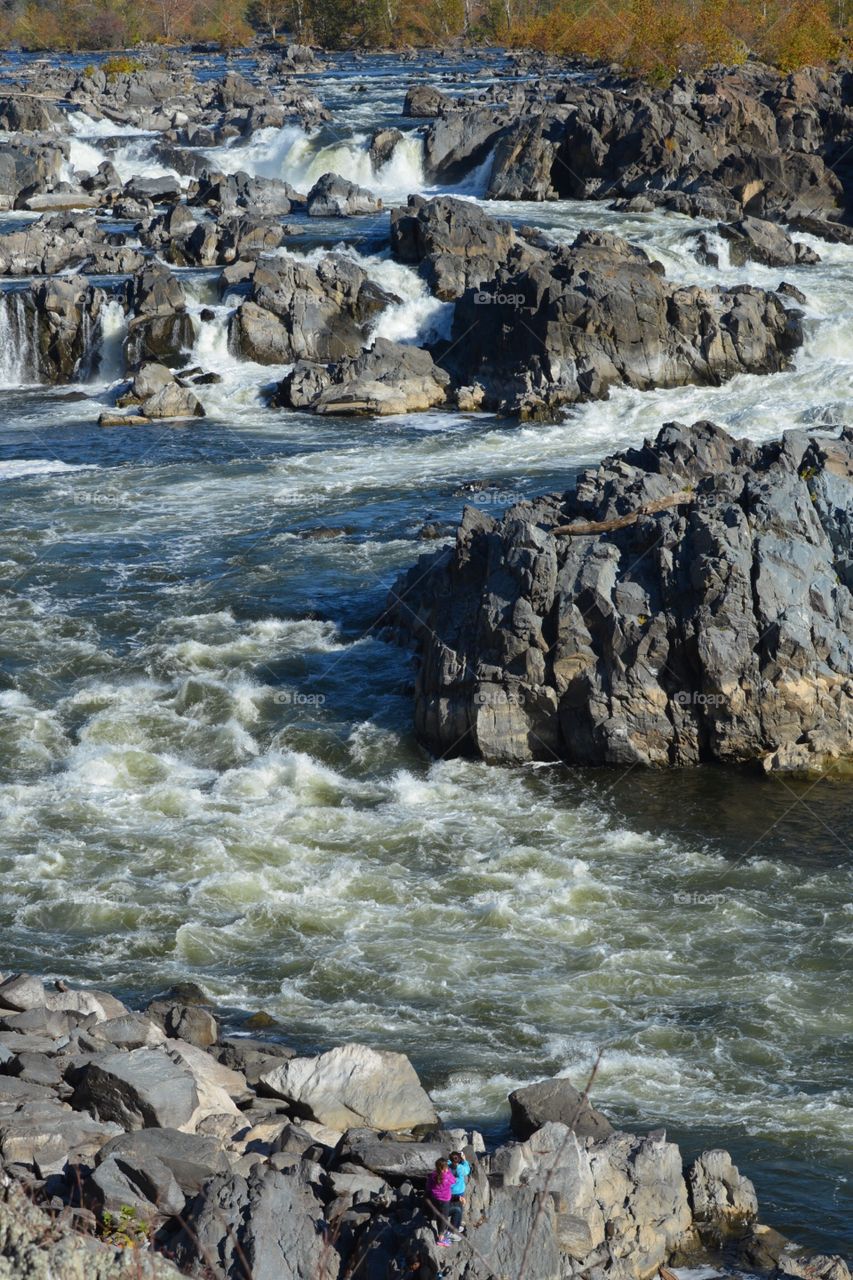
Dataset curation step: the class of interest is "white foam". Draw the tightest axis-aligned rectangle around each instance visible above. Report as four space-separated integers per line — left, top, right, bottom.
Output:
0 460 97 479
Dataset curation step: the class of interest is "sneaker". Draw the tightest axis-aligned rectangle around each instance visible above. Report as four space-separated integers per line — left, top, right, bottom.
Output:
437 1235 452 1247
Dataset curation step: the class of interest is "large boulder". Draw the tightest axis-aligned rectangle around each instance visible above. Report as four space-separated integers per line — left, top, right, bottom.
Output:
389 420 853 770
125 262 194 368
96 1128 231 1197
508 1076 613 1141
275 338 450 416
71 1047 200 1132
229 255 393 365
712 216 820 267
259 1043 438 1131
306 172 382 218
390 194 519 299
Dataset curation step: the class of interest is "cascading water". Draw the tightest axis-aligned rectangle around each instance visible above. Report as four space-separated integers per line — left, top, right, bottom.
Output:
0 292 39 387
92 298 128 384
205 124 428 202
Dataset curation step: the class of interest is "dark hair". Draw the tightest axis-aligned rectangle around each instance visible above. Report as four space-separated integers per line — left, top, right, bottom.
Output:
435 1157 449 1172
449 1151 464 1161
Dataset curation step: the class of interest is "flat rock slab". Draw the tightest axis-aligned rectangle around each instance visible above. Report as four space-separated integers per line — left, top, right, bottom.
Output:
72 1047 199 1132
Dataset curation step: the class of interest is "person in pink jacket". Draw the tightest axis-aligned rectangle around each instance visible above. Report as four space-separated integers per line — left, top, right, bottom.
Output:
425 1157 455 1247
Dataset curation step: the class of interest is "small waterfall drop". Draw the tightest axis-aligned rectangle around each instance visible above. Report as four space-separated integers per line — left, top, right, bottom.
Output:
0 292 40 387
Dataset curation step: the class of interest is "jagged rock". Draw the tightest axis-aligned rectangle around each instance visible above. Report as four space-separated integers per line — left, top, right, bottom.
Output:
306 171 382 217
259 1043 438 1131
87 1151 185 1220
389 420 853 770
688 1149 759 1239
704 216 821 267
96 1128 230 1197
0 96 66 132
390 194 518 299
338 1130 448 1179
125 262 193 367
229 254 393 364
0 138 67 211
369 127 403 169
0 974 126 1023
275 338 450 416
148 1002 218 1048
175 1164 339 1279
214 1036 295 1085
0 1103 122 1174
508 1076 613 1141
407 206 803 415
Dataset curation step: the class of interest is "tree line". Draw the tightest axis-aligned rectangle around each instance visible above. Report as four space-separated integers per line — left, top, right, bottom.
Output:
0 0 848 78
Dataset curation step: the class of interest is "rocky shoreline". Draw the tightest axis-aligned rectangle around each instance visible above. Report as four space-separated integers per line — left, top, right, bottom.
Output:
0 971 849 1280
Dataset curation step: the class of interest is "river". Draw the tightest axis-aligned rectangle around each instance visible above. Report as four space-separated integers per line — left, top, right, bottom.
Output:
0 47 850 1256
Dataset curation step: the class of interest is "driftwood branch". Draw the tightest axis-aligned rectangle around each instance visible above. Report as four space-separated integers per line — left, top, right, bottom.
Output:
551 489 695 536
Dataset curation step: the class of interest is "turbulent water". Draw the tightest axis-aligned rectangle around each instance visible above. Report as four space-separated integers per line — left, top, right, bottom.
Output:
0 48 851 1256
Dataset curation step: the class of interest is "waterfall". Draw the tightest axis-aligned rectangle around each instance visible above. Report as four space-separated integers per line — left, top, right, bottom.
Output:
92 298 128 384
0 292 40 388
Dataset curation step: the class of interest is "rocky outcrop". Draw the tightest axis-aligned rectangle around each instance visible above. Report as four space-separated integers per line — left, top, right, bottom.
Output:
698 216 821 268
124 262 193 368
0 278 109 383
275 338 450 415
0 213 143 276
391 198 802 417
228 254 395 364
0 138 68 211
0 972 848 1280
306 171 382 217
421 63 853 229
389 420 853 771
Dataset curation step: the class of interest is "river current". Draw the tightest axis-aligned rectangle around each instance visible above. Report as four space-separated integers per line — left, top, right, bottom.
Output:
0 48 850 1254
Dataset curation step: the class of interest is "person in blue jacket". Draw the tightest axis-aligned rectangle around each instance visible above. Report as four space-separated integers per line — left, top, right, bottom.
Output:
447 1150 471 1234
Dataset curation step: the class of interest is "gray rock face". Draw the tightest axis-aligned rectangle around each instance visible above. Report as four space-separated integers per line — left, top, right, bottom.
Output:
703 216 820 268
229 255 392 364
421 63 853 226
124 262 194 368
0 138 67 211
390 194 519 300
390 199 801 416
0 280 109 383
508 1077 613 1142
276 338 450 416
306 171 382 217
177 1164 339 1280
389 420 853 771
96 1128 230 1196
72 1047 199 1131
259 1043 438 1132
